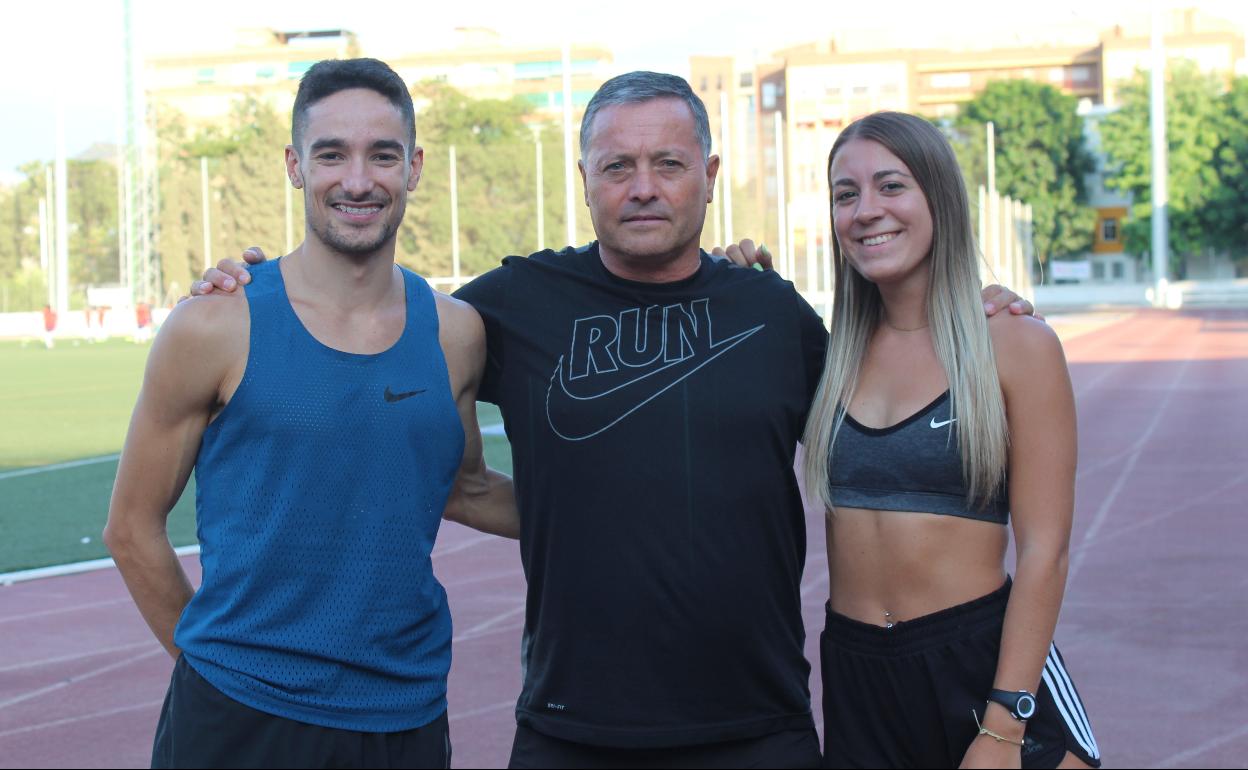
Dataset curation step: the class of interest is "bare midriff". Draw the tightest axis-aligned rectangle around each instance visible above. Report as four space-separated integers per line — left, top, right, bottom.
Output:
827 506 1008 627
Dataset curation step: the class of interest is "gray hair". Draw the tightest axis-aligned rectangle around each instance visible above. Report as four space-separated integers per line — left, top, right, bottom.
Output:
579 71 712 159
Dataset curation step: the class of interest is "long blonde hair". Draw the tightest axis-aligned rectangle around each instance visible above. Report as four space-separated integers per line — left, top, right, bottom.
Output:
803 112 1008 511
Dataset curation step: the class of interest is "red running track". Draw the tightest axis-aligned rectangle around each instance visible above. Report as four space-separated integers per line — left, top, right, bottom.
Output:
1 308 1245 768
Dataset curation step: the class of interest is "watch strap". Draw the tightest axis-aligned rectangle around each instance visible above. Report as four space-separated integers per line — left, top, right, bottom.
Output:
989 688 1037 721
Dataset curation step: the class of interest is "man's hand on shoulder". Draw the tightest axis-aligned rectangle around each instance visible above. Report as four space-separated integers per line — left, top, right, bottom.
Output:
188 246 269 298
711 239 774 272
980 284 1041 320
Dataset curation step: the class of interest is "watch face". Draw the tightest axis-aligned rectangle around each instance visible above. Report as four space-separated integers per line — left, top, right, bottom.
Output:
1017 694 1037 719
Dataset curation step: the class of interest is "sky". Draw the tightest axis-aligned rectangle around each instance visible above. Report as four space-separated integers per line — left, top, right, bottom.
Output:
2 0 1245 182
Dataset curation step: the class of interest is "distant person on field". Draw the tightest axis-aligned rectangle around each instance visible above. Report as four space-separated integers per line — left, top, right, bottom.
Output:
42 304 56 349
105 58 518 770
134 301 153 344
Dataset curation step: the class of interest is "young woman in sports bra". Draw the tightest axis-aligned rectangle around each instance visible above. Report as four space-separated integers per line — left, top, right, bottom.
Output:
804 112 1100 769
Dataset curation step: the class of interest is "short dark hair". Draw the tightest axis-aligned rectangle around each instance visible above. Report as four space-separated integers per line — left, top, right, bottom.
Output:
580 71 711 159
291 58 415 153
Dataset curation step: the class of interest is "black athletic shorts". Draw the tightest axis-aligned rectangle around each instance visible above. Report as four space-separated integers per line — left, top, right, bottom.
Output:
820 579 1101 769
151 655 451 769
507 724 822 769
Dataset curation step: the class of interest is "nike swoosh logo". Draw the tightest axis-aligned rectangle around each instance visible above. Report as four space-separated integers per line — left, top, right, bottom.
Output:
930 417 957 429
384 386 426 403
546 324 764 441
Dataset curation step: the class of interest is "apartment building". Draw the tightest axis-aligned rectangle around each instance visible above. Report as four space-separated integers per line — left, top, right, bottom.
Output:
145 27 613 127
696 7 1244 281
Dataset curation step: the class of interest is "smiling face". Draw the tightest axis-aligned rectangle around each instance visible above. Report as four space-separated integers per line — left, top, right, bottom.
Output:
579 97 718 281
829 138 934 289
287 88 422 260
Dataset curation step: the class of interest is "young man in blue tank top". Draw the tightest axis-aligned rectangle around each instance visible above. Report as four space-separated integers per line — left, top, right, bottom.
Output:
195 72 1034 768
104 59 518 769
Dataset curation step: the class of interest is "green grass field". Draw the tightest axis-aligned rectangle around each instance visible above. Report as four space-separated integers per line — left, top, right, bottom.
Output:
0 339 512 573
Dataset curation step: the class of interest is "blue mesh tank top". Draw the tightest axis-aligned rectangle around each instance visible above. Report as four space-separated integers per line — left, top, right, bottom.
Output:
175 258 464 731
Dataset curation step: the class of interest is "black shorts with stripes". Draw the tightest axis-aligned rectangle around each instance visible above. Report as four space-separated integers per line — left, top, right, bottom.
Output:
819 579 1101 769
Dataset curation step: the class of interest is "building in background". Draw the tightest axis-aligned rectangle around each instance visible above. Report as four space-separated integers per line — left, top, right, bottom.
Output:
146 27 613 129
146 29 360 124
697 6 1245 285
387 28 613 123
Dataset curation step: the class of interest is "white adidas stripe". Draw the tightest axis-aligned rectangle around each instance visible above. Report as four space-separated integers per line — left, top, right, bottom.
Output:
1044 649 1100 760
1041 645 1100 760
1047 646 1100 759
1041 667 1093 759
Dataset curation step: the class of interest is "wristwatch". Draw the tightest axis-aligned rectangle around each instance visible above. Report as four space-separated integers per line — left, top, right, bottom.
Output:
989 689 1037 721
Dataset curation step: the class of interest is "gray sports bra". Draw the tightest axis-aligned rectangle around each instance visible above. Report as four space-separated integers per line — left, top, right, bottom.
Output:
827 391 1009 524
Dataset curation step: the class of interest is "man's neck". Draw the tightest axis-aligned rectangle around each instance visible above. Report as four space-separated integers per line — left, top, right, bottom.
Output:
287 238 399 313
597 242 702 284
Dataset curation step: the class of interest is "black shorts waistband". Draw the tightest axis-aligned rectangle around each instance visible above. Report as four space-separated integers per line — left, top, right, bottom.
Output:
822 577 1011 656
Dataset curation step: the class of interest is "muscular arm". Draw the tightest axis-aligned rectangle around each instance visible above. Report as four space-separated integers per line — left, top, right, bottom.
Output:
103 296 247 657
435 294 519 539
964 316 1077 765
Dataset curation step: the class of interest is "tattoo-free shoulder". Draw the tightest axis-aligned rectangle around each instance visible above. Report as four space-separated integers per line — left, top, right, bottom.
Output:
988 313 1066 388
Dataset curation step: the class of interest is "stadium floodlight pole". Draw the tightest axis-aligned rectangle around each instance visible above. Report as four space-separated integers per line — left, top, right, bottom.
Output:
115 136 126 290
986 122 997 274
774 112 788 278
1150 0 1170 305
986 121 996 197
38 198 49 277
54 97 70 315
806 207 818 294
201 157 212 270
562 42 576 249
450 145 461 286
720 91 733 245
534 128 545 252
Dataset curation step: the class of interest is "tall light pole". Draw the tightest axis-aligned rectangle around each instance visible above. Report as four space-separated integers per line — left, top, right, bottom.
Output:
720 91 733 245
450 145 461 285
1150 0 1170 303
54 97 70 314
562 43 577 249
534 128 545 252
201 157 212 270
774 112 789 278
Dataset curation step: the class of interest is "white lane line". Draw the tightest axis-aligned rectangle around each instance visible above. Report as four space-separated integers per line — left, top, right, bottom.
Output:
0 649 166 710
1068 345 1195 584
454 604 527 641
800 553 829 601
454 623 525 645
0 698 165 739
0 545 200 587
1070 475 1246 555
0 597 133 624
432 534 499 559
1149 721 1248 769
0 641 157 674
0 455 120 481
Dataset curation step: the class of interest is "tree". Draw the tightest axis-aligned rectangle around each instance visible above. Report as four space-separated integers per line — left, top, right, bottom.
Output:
1099 61 1227 277
947 80 1097 266
1208 77 1248 262
0 158 119 309
400 81 593 279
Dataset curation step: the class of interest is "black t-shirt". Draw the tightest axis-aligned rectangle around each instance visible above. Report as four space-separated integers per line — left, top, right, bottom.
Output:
454 243 828 748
